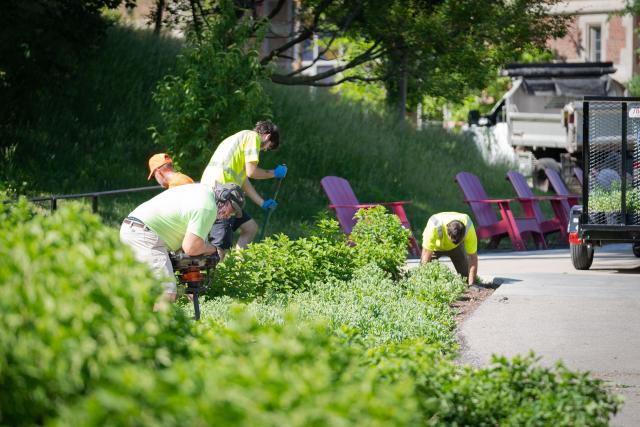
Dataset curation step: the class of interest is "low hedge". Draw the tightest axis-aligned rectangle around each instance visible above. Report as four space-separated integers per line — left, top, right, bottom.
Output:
0 201 192 425
209 206 409 300
0 201 622 426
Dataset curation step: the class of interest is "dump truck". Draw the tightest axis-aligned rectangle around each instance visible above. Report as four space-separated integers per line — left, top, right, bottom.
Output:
469 62 626 190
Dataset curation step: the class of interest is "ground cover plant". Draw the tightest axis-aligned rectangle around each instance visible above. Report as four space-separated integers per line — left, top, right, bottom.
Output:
0 202 622 425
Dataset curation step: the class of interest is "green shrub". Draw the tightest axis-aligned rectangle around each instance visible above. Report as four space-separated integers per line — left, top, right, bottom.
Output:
209 210 407 300
0 201 192 425
54 312 422 427
590 186 640 212
367 344 622 426
351 206 410 277
151 0 272 173
209 226 354 300
202 263 465 351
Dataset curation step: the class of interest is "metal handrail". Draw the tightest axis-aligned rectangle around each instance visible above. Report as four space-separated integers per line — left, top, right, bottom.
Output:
2 185 163 213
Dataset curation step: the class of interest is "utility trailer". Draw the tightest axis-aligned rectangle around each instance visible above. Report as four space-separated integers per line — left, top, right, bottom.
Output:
568 97 640 269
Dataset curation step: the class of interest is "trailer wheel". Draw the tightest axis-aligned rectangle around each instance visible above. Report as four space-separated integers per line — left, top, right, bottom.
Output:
633 243 640 258
533 158 561 192
571 242 594 270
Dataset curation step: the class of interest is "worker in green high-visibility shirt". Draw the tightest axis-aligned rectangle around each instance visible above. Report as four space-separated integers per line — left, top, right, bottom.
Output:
421 212 478 286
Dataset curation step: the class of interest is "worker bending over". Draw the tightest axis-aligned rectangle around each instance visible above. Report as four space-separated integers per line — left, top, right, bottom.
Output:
148 153 194 189
421 212 478 285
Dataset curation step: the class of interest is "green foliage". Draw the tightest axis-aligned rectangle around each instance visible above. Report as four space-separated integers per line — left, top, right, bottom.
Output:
627 74 640 96
351 206 409 277
210 210 408 300
0 201 192 425
211 230 354 300
0 201 621 426
589 186 640 212
202 263 466 350
151 0 272 173
54 312 422 427
367 344 621 426
0 0 128 123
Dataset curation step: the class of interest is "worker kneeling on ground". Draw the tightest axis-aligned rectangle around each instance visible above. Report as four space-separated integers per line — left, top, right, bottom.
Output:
421 212 478 285
148 153 194 189
120 183 244 307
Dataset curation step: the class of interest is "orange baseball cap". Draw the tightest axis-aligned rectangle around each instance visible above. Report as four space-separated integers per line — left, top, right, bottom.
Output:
148 153 172 180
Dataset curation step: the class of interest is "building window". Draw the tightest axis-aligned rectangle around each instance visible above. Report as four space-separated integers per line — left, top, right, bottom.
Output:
589 26 602 62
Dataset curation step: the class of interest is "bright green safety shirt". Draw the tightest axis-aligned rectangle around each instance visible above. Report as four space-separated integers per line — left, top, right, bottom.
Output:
200 130 261 187
422 212 477 254
129 183 217 251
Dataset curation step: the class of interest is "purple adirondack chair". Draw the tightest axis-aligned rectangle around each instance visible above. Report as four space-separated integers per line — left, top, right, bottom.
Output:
545 168 581 213
455 172 547 251
506 171 568 242
574 166 583 186
320 176 421 257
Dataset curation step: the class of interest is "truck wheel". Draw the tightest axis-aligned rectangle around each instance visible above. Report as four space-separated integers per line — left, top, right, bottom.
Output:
533 158 561 192
633 243 640 258
571 242 594 270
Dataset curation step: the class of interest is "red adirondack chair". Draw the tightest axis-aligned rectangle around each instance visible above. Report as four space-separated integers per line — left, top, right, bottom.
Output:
454 172 547 251
545 168 581 213
320 176 421 257
506 171 568 242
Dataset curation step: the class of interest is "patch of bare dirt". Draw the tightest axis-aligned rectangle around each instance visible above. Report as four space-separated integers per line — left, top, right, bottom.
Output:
452 283 498 325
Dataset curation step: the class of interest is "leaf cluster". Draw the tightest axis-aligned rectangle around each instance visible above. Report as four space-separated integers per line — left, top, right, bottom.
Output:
0 201 191 425
151 0 272 173
209 207 408 300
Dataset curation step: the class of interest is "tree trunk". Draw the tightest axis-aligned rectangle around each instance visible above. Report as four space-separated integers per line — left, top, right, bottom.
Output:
189 0 202 42
153 0 165 36
397 52 407 120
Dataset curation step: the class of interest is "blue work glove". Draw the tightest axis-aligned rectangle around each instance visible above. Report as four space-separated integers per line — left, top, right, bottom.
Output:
274 164 288 179
262 198 278 210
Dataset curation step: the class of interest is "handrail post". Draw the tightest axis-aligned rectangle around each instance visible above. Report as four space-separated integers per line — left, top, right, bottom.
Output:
51 198 57 213
92 196 98 214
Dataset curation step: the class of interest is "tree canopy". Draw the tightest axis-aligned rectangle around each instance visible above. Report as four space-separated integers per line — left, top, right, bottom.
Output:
160 0 568 116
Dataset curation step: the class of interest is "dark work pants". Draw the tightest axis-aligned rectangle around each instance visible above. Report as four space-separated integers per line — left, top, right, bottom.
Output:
432 244 469 278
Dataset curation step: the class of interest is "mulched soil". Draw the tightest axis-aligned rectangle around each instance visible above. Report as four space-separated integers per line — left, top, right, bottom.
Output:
453 282 500 325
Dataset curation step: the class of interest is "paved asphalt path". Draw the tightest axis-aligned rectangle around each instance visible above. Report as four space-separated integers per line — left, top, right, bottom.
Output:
408 243 640 426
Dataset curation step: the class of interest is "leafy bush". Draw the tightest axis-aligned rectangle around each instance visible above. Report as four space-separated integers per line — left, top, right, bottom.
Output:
209 210 408 300
151 0 272 173
54 312 421 427
209 224 354 300
203 263 466 351
589 185 640 212
0 201 192 425
351 206 410 278
367 343 621 426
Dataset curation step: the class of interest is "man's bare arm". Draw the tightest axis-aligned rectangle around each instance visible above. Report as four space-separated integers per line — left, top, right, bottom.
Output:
420 249 433 264
242 179 264 207
182 232 218 256
246 161 274 180
467 252 478 285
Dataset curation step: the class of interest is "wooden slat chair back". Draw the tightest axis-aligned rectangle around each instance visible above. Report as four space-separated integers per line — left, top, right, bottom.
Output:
545 168 581 211
506 171 568 242
320 176 421 256
455 172 547 251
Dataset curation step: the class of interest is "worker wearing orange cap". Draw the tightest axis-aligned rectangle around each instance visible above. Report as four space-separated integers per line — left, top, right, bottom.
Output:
148 153 194 189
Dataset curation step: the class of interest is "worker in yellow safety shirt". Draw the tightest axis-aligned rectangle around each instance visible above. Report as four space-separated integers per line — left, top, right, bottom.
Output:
148 153 194 189
421 212 478 285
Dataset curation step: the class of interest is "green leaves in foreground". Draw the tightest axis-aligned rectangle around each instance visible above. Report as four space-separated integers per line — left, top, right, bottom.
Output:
210 207 409 300
0 201 191 425
0 201 622 426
